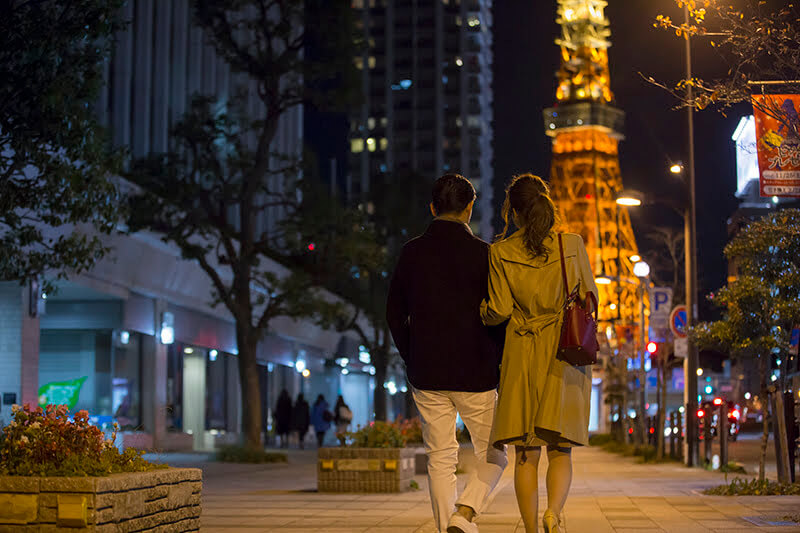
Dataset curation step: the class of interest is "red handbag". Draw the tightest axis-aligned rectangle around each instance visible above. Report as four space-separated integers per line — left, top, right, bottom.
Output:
556 233 599 366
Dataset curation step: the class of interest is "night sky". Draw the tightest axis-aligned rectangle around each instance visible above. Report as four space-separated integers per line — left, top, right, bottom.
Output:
493 1 746 312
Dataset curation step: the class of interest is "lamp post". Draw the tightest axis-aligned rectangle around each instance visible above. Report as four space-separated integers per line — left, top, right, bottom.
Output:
633 260 651 444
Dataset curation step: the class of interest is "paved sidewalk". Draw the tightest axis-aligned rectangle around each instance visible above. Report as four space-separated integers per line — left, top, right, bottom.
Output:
151 446 800 532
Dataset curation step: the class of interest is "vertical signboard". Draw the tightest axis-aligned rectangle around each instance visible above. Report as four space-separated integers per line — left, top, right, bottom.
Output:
752 94 800 198
649 287 673 343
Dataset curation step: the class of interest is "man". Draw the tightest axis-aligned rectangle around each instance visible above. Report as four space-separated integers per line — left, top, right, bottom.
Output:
387 174 507 533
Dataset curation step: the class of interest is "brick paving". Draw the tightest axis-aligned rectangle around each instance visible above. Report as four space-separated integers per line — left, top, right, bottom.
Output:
151 445 800 532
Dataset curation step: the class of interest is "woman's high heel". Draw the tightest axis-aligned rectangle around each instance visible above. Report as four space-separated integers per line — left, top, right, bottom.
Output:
542 509 560 533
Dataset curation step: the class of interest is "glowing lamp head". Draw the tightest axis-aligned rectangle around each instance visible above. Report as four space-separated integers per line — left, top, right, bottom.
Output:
595 276 612 285
646 342 658 354
295 359 306 373
670 163 683 174
713 397 723 406
633 261 650 278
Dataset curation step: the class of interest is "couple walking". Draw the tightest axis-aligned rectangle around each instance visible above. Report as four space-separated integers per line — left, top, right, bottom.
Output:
387 173 598 533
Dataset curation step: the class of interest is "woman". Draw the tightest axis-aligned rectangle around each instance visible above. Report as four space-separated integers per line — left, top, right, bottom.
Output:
310 394 331 447
291 393 310 449
275 388 292 448
333 395 353 445
480 174 597 533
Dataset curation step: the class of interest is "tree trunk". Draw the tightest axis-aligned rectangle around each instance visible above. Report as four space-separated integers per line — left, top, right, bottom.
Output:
373 347 388 421
236 328 262 450
758 354 769 482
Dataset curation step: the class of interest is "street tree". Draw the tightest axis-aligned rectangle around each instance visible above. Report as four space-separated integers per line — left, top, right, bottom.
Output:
693 208 800 481
650 0 800 123
311 172 434 421
126 0 359 450
0 0 124 290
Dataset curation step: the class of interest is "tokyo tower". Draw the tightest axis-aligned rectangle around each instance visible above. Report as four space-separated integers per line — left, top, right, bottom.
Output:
544 0 642 330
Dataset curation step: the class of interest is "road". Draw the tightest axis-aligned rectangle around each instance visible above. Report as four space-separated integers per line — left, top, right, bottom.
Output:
706 430 780 479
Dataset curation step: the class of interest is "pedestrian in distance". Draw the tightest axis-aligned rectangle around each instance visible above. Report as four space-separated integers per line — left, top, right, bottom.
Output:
311 394 332 448
275 388 292 448
333 395 353 445
291 393 310 450
387 173 508 533
480 174 598 533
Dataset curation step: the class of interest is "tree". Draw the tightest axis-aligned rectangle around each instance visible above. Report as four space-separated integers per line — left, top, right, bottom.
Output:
650 1 800 122
693 208 800 481
646 227 685 299
312 171 434 421
126 0 359 450
0 0 123 289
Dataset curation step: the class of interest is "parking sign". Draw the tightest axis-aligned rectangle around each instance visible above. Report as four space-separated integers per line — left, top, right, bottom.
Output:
649 287 673 330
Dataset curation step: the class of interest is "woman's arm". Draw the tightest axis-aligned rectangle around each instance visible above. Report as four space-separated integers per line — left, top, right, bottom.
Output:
480 245 513 326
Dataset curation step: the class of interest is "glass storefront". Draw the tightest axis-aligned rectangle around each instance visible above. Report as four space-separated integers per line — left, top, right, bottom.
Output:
38 329 142 430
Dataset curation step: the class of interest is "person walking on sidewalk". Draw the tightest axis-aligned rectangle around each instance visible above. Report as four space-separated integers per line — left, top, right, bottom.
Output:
291 393 310 450
387 173 508 533
480 174 598 533
333 395 353 445
311 394 332 447
275 388 292 448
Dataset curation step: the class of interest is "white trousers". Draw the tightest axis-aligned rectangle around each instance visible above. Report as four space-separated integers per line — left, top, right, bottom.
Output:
413 387 508 532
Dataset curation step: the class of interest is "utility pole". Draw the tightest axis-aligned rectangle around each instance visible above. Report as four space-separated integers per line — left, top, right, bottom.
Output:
683 4 700 468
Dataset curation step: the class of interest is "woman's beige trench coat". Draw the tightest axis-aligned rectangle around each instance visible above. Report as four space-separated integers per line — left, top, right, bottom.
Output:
480 230 598 448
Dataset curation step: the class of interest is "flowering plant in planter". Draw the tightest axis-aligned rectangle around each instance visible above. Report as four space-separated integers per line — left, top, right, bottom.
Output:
347 421 407 448
397 417 423 445
0 404 159 476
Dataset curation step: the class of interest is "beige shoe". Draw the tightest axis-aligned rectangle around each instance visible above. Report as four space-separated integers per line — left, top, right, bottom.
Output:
542 509 560 533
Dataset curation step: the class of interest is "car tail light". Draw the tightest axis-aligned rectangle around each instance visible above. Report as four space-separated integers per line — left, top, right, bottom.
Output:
731 409 740 419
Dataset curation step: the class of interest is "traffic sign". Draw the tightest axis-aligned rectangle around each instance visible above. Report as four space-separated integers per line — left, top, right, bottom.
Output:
649 287 673 330
670 305 688 338
790 326 800 356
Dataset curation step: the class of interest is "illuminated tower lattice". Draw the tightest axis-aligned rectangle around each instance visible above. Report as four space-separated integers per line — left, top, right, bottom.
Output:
544 0 641 329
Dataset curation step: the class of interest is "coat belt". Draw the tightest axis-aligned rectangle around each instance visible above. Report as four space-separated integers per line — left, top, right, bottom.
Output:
513 311 562 337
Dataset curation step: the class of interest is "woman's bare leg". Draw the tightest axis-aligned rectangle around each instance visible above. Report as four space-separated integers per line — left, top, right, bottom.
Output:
545 446 572 516
514 446 542 532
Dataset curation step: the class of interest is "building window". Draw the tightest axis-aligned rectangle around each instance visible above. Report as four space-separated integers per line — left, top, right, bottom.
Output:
367 117 376 130
380 117 388 127
352 0 364 8
467 15 481 28
379 138 388 150
351 138 365 153
366 137 377 152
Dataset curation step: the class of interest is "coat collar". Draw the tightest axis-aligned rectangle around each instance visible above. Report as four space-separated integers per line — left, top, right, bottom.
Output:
425 218 474 237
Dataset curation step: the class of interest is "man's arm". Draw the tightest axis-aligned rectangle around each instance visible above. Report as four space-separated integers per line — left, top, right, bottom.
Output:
386 248 411 361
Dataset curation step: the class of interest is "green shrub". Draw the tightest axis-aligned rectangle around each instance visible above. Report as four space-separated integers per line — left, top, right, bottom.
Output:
588 433 615 446
215 445 288 464
0 404 160 477
703 477 800 496
347 421 407 448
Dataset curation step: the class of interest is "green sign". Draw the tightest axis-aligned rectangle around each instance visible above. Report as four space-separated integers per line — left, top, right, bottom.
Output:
38 377 87 410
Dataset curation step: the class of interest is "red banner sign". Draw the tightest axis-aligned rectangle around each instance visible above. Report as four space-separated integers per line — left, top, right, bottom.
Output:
752 94 800 197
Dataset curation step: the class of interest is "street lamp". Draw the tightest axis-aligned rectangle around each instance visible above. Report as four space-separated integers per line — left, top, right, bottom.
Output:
670 162 683 175
634 259 651 443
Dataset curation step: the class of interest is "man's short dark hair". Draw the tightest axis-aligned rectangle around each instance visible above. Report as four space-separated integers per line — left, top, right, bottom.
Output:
431 173 476 215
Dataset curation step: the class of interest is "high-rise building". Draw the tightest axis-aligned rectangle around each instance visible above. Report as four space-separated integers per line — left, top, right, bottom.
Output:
348 0 495 239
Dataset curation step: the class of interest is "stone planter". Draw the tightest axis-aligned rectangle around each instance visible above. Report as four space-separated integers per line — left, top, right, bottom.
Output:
317 447 415 493
407 446 428 475
0 468 201 531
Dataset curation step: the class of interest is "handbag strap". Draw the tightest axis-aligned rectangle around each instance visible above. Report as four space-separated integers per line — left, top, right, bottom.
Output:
558 233 599 321
557 233 569 300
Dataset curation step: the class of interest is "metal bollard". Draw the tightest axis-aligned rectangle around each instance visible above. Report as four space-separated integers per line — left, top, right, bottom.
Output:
677 411 684 461
719 402 729 469
669 412 677 459
703 410 713 465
